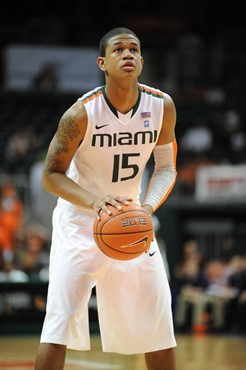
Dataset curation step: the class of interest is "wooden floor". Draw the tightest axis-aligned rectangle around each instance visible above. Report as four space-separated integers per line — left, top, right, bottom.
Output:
0 334 245 369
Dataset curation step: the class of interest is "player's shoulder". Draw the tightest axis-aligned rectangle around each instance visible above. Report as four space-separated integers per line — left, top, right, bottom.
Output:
78 85 104 105
139 83 174 104
139 83 164 99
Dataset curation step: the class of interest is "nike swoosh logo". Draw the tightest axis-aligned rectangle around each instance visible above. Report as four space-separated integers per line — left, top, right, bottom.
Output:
120 236 148 249
149 251 156 257
95 124 109 129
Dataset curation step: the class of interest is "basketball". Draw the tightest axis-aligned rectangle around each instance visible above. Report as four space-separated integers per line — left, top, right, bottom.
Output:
93 202 153 260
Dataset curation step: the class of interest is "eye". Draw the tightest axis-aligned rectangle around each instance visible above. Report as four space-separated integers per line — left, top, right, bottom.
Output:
114 47 123 52
131 48 138 53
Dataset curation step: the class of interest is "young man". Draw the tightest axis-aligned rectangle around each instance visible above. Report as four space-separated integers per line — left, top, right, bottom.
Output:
35 27 177 370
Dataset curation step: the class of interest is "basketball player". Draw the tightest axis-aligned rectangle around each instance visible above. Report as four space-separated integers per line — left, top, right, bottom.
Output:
35 27 177 370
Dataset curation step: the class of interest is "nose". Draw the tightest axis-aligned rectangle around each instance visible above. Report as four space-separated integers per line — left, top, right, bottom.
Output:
122 49 133 59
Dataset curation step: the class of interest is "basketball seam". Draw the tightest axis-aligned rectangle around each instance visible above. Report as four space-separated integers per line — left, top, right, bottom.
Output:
94 228 153 236
100 233 151 252
97 240 146 254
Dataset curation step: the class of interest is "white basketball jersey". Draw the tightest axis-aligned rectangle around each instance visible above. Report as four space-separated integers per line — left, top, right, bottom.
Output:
58 83 164 214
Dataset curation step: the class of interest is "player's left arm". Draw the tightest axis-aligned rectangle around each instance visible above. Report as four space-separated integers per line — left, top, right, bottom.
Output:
142 93 177 215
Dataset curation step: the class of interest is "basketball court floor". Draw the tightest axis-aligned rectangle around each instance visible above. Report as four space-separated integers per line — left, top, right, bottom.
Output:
0 333 245 369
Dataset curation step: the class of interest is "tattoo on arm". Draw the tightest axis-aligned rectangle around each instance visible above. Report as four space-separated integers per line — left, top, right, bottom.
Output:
56 115 81 151
45 116 81 172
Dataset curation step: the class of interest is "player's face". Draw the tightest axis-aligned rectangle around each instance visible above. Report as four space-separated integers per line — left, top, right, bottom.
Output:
98 34 144 79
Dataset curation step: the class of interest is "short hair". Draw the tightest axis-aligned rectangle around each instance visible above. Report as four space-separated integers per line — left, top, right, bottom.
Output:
99 27 140 57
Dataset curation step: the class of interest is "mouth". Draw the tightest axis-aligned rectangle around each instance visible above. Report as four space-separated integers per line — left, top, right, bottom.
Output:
122 62 135 71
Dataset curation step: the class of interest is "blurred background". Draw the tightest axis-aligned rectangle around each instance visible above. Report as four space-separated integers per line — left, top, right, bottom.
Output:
0 0 246 338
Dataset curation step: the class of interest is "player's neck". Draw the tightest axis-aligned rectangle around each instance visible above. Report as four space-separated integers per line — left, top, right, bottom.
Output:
105 81 139 114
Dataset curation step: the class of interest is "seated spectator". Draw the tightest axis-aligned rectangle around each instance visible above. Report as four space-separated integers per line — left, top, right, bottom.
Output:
16 224 50 281
203 259 238 329
174 239 204 285
0 182 23 262
173 239 207 330
174 257 239 333
224 255 246 333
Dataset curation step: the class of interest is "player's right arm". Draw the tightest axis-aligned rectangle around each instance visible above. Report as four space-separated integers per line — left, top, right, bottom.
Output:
42 101 99 209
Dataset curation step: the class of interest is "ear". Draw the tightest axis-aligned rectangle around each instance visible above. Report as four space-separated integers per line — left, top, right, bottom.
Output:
97 57 106 72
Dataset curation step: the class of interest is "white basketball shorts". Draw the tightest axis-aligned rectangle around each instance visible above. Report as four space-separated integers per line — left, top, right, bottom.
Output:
40 203 176 354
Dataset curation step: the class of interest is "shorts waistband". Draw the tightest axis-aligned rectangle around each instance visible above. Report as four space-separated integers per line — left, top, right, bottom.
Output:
57 199 94 217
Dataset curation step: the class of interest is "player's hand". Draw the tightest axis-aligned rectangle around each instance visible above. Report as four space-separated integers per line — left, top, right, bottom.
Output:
93 194 133 219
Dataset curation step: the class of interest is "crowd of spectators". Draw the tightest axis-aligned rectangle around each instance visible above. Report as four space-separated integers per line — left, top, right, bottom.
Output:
172 239 246 334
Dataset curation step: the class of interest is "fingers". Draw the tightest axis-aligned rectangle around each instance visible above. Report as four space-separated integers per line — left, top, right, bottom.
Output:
94 203 112 220
115 196 133 206
93 195 133 219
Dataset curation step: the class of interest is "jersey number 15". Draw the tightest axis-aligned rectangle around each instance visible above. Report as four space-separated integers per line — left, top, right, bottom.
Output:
112 153 140 182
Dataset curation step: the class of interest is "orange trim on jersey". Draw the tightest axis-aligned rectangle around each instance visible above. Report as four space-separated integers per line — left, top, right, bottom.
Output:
82 89 103 105
172 139 178 166
153 178 176 212
140 85 164 97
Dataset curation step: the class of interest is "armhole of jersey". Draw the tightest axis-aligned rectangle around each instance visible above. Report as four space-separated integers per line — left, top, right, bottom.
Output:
78 102 91 150
155 93 165 143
